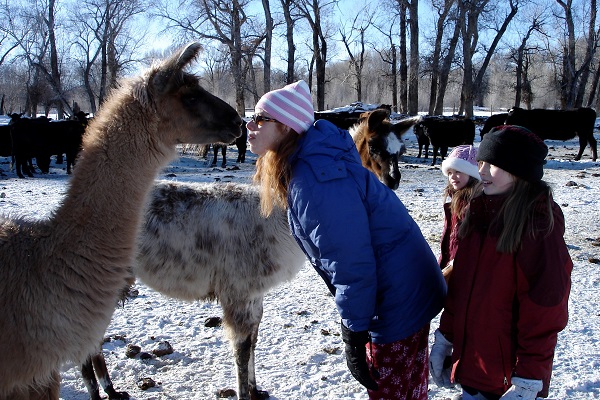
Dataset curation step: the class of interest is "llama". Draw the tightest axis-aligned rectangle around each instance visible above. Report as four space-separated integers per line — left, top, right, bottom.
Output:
349 108 421 189
133 181 306 400
0 42 242 398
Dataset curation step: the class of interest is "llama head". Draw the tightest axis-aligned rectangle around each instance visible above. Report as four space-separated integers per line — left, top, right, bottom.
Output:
133 42 242 146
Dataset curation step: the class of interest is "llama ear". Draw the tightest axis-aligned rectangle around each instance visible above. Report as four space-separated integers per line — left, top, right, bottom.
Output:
152 42 204 94
173 42 203 70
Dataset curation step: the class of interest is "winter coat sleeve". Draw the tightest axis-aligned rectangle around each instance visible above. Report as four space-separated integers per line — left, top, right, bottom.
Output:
512 202 572 382
288 169 378 332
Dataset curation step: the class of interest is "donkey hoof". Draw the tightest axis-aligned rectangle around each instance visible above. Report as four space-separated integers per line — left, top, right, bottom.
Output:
250 389 270 400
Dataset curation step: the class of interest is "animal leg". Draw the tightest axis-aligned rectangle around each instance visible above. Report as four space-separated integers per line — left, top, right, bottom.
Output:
575 134 587 161
590 134 598 161
210 145 218 166
221 145 227 167
430 147 439 166
223 296 268 400
81 355 103 400
91 352 130 399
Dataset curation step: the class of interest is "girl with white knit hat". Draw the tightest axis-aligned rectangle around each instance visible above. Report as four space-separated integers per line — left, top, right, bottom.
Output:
247 80 446 399
439 145 482 283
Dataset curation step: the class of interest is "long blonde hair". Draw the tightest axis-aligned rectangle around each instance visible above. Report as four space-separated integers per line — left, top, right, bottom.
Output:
459 178 554 253
253 128 301 217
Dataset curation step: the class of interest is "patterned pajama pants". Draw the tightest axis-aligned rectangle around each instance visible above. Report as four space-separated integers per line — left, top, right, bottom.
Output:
365 324 430 400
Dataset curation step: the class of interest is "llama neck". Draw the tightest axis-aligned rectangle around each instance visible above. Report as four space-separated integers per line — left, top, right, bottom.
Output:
54 107 174 249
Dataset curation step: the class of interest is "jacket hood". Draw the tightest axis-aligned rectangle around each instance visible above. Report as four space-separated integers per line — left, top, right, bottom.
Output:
293 119 362 169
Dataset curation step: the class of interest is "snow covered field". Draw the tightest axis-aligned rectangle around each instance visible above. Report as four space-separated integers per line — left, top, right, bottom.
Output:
1 126 599 400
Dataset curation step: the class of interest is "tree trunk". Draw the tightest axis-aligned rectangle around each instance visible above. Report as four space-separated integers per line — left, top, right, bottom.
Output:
282 0 296 84
262 0 273 93
407 0 419 115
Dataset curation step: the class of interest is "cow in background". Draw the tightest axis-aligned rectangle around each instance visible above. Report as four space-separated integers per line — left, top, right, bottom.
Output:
505 107 597 161
414 116 475 165
480 113 508 138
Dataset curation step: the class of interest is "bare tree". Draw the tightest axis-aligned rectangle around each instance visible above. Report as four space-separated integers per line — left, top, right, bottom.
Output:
262 0 273 92
554 0 600 108
150 0 260 114
509 14 545 108
294 0 335 111
397 0 408 113
70 0 145 112
339 8 374 102
434 2 464 115
425 0 456 115
459 0 518 117
405 0 419 114
280 0 298 84
1 0 71 116
373 13 400 112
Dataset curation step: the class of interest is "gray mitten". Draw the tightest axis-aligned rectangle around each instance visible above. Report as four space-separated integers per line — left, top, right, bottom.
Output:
429 329 453 388
500 376 543 400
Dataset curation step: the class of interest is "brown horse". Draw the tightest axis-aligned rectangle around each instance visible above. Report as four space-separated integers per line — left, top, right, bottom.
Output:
350 109 421 189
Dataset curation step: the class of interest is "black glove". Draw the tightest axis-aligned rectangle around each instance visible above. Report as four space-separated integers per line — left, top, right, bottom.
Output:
340 321 379 391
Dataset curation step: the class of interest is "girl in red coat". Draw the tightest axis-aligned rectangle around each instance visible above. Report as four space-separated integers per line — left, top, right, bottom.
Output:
429 125 573 400
439 145 482 283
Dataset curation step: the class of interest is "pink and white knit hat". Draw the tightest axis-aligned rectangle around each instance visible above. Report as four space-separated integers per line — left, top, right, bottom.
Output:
441 145 481 180
255 80 315 134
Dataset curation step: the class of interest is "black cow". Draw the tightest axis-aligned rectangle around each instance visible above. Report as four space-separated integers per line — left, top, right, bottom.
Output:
0 124 11 158
314 110 362 129
199 122 248 167
235 123 248 163
8 114 86 178
505 107 598 161
414 116 476 165
36 119 86 174
8 114 50 178
480 113 508 138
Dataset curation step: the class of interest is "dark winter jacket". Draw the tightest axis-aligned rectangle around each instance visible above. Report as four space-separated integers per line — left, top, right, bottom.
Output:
439 192 572 397
287 119 447 344
439 201 461 269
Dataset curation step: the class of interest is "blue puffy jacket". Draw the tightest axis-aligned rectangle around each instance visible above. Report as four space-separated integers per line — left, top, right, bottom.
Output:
287 119 446 344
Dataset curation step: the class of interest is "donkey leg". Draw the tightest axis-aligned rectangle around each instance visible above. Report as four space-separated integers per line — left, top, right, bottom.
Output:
91 352 130 399
247 311 268 400
223 296 268 400
81 354 102 400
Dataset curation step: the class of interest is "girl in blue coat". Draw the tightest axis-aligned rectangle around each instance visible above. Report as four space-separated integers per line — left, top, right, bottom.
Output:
247 80 446 399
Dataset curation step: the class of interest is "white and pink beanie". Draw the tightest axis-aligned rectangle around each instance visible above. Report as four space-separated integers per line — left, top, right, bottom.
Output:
441 145 481 180
255 80 315 134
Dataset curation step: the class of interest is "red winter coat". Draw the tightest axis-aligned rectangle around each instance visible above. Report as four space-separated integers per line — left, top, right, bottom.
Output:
439 201 461 269
439 193 572 398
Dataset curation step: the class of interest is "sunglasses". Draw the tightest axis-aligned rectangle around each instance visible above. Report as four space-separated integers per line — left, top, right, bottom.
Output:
250 114 280 127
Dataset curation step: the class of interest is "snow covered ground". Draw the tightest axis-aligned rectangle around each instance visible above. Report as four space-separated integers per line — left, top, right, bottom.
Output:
0 125 599 400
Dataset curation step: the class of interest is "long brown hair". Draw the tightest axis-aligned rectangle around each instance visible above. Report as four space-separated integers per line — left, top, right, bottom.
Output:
253 127 301 217
459 177 555 253
443 176 482 218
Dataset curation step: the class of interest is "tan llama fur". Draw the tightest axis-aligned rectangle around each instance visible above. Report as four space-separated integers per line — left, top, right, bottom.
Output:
134 181 306 400
0 42 242 398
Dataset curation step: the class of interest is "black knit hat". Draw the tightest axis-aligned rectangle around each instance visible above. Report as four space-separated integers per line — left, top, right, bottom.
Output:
477 125 548 182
